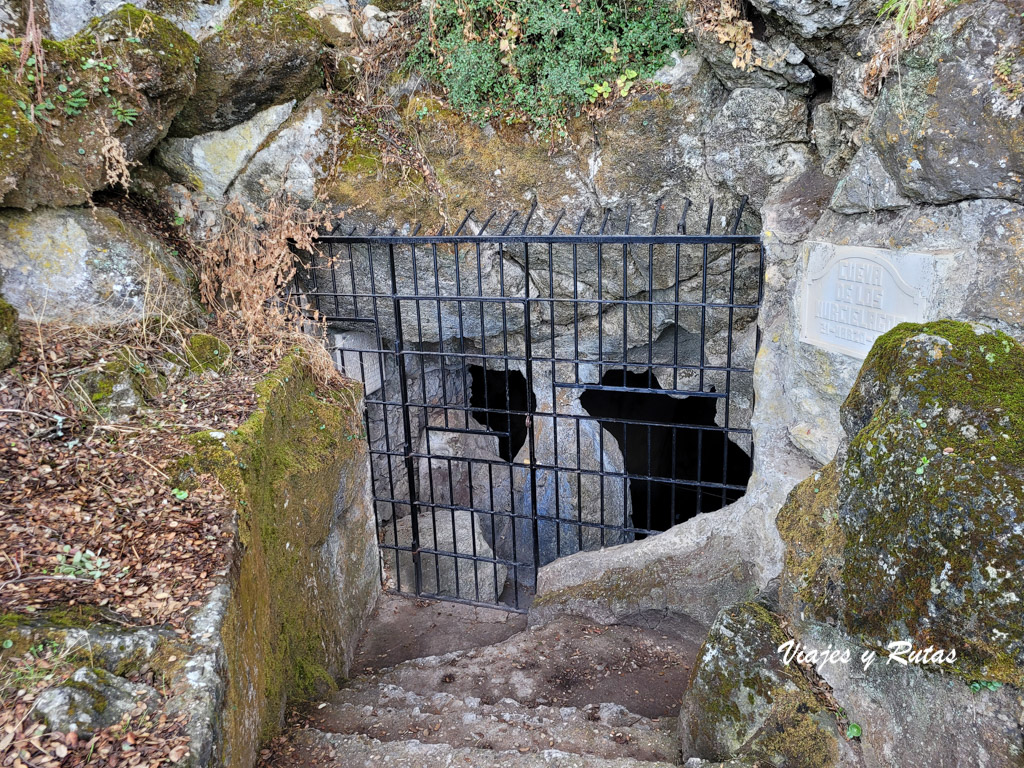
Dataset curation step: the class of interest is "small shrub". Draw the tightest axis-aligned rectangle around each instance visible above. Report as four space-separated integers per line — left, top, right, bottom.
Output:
409 0 688 132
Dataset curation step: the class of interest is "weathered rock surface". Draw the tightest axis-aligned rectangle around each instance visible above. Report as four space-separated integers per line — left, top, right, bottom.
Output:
0 206 194 325
46 0 232 39
682 321 1024 768
868 1 1024 204
155 101 294 198
828 145 910 214
181 355 379 768
292 731 681 768
0 292 18 368
678 600 843 766
32 667 160 736
170 0 325 137
809 322 1024 682
2 6 200 209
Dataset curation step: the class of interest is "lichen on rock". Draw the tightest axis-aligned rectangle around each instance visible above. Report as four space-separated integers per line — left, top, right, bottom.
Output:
170 0 325 137
0 291 19 369
679 600 841 768
1 5 200 209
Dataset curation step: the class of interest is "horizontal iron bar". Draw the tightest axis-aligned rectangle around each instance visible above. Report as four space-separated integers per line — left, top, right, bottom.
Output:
316 234 761 245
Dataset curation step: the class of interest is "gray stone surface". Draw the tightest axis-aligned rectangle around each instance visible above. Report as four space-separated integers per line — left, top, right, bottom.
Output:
294 730 680 768
868 1 1024 204
32 667 160 736
155 101 295 198
47 0 232 39
829 145 911 214
311 683 680 763
0 206 194 326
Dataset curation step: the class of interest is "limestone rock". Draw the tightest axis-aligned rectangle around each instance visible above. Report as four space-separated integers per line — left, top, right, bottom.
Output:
0 0 50 38
154 101 295 198
32 667 160 736
231 91 330 208
1 7 200 209
308 1 358 43
0 206 194 326
46 0 232 39
836 322 1024 682
0 48 36 197
170 0 325 137
0 293 18 368
678 601 841 766
828 145 910 214
68 351 160 420
703 87 813 208
868 1 1024 204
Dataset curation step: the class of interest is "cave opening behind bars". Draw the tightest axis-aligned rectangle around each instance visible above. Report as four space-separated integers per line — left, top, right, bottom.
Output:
307 199 763 610
580 369 752 536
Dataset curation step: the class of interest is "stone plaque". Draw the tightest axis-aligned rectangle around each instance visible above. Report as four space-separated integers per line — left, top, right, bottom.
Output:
800 243 933 359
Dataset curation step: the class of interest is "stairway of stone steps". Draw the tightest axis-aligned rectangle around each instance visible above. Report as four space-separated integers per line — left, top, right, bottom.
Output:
264 596 699 767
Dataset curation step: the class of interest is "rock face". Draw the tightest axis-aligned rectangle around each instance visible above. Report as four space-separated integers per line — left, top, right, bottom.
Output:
1 6 200 209
32 667 160 736
0 293 18 368
181 354 380 768
680 321 1024 768
817 321 1024 683
0 206 194 325
46 0 232 39
867 1 1024 204
169 0 325 137
155 101 295 198
678 600 842 766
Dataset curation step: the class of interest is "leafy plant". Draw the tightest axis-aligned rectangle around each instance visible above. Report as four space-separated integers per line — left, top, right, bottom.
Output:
877 0 949 39
410 0 687 132
109 97 140 125
970 680 1004 693
57 86 88 117
846 722 863 739
171 488 189 500
54 545 110 580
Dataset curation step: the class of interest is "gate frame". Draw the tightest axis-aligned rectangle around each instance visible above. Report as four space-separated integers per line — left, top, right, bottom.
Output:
308 199 765 611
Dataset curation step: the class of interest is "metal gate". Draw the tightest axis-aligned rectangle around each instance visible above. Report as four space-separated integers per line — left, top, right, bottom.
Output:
302 199 763 611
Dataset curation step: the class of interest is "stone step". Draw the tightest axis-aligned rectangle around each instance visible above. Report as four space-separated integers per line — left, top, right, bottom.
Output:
291 729 681 768
344 615 696 721
310 682 678 764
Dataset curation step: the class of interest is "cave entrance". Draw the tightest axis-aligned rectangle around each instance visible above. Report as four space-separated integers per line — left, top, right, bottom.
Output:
468 365 534 463
304 200 763 611
581 369 751 536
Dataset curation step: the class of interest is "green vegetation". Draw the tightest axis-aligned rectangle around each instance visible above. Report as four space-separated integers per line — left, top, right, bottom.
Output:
409 0 688 133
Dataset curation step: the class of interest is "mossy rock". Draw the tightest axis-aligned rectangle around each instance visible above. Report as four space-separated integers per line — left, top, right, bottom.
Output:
679 600 841 767
68 349 168 420
0 293 19 369
0 45 38 198
175 352 377 768
184 332 231 373
170 0 325 137
1 5 199 209
780 320 1024 686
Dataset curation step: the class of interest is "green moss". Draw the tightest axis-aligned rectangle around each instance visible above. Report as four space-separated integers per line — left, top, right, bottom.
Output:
0 295 19 369
834 321 1024 685
61 675 109 714
171 0 324 137
182 352 371 768
184 332 231 374
1 6 199 208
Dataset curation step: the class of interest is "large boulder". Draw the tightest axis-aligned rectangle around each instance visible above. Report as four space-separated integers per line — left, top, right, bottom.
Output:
679 321 1024 768
0 206 195 325
868 0 1024 204
678 600 843 766
826 321 1024 682
155 100 295 198
169 0 325 137
1 6 199 209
